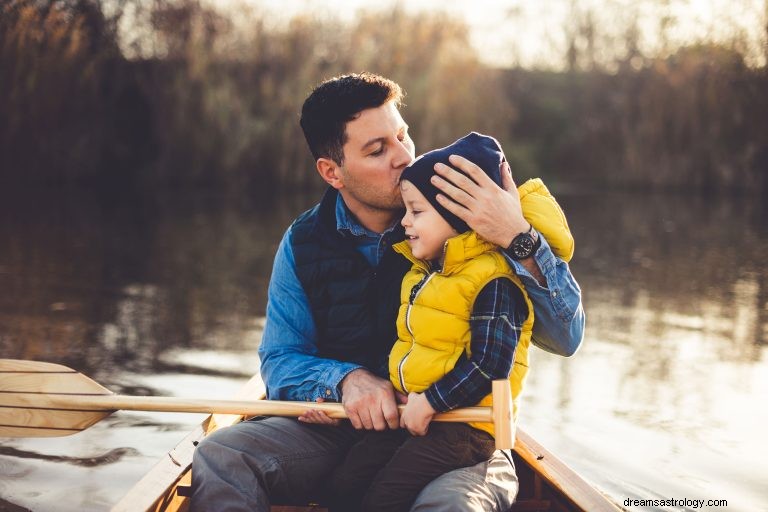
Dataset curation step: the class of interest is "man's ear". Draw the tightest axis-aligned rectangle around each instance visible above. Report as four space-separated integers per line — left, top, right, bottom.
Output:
317 158 344 189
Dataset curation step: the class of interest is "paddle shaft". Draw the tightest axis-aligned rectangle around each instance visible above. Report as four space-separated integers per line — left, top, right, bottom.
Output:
1 359 513 447
45 394 493 423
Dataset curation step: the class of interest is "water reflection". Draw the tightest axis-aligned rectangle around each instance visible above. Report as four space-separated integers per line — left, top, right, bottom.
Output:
0 189 313 381
1 189 767 511
0 447 140 468
529 191 768 511
562 191 767 357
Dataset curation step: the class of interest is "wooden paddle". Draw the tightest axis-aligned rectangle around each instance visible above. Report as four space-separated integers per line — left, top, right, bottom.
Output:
0 359 514 449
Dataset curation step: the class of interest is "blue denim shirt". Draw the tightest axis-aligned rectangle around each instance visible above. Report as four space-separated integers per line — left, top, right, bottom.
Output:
258 195 585 402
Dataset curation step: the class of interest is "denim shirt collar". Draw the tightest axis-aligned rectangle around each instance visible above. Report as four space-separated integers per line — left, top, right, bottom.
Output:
335 194 399 238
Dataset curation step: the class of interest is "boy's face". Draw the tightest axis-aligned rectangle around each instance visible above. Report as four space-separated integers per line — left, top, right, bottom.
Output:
400 179 458 262
336 101 415 213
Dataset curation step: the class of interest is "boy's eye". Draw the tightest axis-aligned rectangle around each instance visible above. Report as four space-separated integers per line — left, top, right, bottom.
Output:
370 147 384 156
412 210 422 215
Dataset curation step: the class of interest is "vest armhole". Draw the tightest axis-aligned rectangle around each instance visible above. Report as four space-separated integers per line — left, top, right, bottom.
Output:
468 272 525 316
464 251 519 310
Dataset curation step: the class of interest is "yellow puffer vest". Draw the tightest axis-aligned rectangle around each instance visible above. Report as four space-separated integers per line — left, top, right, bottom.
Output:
389 178 574 438
518 178 574 262
391 232 531 437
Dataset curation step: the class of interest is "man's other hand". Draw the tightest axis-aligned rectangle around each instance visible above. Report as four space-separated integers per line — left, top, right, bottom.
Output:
340 368 399 430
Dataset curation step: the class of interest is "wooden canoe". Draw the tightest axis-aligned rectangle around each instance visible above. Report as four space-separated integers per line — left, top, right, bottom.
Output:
112 374 619 512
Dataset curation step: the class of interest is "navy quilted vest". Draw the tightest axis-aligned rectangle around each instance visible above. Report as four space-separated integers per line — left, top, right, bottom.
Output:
290 188 410 374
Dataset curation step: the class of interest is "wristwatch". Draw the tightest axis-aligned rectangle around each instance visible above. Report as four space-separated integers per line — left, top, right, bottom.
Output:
505 224 541 260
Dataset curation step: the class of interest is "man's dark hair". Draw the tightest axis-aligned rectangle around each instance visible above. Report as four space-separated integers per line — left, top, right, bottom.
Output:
300 72 404 166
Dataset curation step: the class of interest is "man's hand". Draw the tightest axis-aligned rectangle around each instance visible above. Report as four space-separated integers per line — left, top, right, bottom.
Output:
340 368 400 430
399 392 436 436
432 156 528 248
432 156 546 284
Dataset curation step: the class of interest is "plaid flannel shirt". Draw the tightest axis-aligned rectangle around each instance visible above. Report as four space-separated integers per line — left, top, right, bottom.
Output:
423 278 527 412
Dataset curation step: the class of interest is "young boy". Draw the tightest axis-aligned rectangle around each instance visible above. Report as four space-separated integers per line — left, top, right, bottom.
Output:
331 132 574 512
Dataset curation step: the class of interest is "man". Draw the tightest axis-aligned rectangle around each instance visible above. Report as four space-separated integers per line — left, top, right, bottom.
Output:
191 72 584 511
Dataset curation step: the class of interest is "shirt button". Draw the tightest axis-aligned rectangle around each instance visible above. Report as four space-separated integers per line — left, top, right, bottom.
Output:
325 389 331 396
551 291 558 297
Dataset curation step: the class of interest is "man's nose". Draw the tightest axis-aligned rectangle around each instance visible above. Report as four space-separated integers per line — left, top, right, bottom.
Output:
393 140 414 169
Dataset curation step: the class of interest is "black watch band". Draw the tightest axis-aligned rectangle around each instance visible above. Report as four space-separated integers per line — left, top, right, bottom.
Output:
505 224 541 260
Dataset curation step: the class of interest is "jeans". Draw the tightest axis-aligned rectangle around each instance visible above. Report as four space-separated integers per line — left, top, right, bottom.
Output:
190 417 518 512
331 424 496 512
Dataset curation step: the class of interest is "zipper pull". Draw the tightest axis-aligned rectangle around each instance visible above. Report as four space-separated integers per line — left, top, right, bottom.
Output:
409 274 429 303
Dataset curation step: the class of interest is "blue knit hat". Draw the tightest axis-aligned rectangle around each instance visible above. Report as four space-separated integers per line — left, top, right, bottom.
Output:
399 132 504 234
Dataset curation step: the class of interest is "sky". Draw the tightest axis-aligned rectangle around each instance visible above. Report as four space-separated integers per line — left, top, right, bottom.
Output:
207 0 767 68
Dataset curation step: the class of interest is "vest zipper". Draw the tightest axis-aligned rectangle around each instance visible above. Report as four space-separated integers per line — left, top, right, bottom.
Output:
398 271 436 393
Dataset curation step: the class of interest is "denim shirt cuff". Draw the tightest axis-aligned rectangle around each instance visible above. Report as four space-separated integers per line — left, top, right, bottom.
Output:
508 236 552 286
324 363 364 401
507 236 571 318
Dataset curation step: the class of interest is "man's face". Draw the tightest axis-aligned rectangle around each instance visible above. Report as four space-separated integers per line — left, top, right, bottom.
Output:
337 101 415 214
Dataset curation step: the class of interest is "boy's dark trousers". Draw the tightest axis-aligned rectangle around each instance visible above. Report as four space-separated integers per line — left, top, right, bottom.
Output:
330 422 496 512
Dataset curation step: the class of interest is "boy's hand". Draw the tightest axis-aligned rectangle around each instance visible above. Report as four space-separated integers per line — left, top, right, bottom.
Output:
400 392 436 436
297 397 341 426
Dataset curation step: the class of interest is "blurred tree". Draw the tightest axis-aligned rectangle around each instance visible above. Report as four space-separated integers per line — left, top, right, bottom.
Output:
0 0 765 194
0 0 155 187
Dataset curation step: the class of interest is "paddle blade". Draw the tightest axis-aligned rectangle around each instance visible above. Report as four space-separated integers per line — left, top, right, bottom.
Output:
0 359 115 437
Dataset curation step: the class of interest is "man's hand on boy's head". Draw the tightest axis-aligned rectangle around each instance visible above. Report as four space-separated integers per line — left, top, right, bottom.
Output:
431 156 529 248
400 392 436 436
340 368 400 431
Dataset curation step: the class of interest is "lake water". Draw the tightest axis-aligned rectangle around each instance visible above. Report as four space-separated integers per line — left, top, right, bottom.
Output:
1 188 766 512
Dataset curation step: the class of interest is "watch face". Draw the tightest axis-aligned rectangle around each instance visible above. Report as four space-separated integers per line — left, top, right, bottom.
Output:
512 234 534 258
